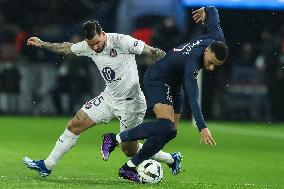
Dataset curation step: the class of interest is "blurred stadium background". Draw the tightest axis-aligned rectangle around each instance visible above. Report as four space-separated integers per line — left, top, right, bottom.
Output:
0 0 284 121
0 0 284 188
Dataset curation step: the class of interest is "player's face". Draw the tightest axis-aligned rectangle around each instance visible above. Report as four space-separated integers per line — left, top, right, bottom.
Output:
203 48 223 71
85 32 106 53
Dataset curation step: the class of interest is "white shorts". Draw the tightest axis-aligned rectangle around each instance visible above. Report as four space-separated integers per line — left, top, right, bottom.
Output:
81 92 146 132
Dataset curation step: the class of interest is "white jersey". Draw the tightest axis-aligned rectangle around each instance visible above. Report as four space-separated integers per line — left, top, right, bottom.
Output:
71 33 145 101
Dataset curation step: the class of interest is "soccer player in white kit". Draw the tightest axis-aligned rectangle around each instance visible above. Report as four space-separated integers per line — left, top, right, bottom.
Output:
23 20 182 177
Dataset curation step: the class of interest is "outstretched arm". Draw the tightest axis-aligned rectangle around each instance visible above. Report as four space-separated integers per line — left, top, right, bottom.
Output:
185 76 216 146
184 61 216 146
27 37 74 55
192 6 221 34
142 44 166 62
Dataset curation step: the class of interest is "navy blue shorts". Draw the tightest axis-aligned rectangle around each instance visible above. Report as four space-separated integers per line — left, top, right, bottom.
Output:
143 76 184 113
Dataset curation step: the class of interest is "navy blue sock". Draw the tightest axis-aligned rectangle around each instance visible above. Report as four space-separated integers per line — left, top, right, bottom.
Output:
119 118 174 142
131 130 177 166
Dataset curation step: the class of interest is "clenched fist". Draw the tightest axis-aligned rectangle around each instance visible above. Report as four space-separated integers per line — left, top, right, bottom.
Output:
27 37 44 48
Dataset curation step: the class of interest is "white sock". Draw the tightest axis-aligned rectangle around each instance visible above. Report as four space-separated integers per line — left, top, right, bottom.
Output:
137 143 174 165
44 128 79 170
116 134 121 144
127 160 136 167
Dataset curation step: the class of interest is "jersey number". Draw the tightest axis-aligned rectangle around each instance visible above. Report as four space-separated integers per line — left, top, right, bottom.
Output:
84 96 104 109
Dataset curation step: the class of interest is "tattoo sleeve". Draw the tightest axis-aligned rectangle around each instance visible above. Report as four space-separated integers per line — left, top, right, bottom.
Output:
42 42 73 55
142 44 166 61
151 48 166 61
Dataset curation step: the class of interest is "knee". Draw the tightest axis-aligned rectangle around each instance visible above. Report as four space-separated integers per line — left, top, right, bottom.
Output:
67 118 82 135
164 130 177 144
121 142 138 157
157 118 174 136
67 111 87 135
168 130 177 140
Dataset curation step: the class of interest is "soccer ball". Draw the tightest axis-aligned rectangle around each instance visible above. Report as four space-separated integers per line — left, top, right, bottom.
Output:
137 159 163 184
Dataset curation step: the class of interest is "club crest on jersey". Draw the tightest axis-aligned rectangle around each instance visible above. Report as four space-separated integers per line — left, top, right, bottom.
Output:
110 48 117 57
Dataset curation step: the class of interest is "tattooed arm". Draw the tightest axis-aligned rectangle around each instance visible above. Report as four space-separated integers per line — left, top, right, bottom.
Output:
27 37 73 55
142 44 166 61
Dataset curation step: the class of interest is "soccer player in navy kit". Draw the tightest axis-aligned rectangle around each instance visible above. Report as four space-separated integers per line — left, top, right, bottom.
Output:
101 6 229 182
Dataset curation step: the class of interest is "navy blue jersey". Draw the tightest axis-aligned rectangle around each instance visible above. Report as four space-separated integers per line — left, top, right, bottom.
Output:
145 7 225 131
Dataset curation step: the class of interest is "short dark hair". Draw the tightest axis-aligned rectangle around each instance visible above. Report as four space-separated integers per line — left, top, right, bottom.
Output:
209 41 228 62
81 20 102 40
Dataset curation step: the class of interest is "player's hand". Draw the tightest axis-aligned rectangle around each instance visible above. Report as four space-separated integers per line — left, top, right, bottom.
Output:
27 37 44 48
200 128 216 146
192 7 206 24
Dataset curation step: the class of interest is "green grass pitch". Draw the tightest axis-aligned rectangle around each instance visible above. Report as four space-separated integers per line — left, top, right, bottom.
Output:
0 116 283 189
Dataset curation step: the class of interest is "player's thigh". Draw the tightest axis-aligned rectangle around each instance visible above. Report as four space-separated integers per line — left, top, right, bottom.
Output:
116 109 145 132
143 78 174 121
153 103 174 122
77 94 114 128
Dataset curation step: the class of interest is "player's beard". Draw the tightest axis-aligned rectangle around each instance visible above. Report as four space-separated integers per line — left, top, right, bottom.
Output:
95 48 103 53
95 41 106 53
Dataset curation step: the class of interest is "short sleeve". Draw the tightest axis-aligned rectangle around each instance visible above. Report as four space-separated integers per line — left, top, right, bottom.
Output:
71 41 88 56
118 35 145 55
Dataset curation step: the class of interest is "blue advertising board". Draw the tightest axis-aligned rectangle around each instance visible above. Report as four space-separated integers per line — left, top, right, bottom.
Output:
181 0 284 10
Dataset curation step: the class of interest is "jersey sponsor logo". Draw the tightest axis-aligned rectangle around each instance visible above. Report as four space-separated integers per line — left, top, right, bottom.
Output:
173 40 202 55
107 78 121 84
110 48 117 57
101 67 121 84
133 41 138 47
101 67 116 81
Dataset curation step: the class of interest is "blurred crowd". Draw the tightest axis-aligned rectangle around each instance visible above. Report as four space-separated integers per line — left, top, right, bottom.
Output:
0 0 283 121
